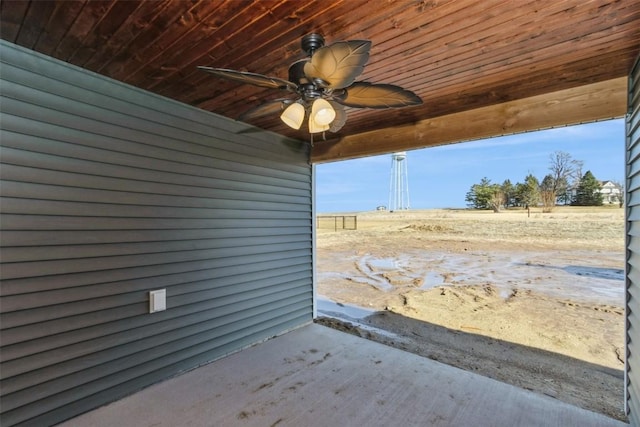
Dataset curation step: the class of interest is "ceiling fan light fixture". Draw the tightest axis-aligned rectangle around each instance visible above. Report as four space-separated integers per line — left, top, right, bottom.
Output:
280 102 305 129
310 98 336 126
200 33 422 138
309 115 330 134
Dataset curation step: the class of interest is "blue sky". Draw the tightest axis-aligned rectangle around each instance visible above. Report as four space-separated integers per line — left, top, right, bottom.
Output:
315 119 625 213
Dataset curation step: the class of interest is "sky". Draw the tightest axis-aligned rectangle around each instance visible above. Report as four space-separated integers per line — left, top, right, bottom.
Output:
315 119 625 213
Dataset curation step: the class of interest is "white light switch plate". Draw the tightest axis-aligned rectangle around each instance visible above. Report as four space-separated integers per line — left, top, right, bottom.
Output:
149 289 166 313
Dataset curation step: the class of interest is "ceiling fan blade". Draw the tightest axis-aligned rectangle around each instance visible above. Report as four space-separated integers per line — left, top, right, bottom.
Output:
333 82 422 108
239 99 292 122
303 40 371 89
198 67 297 91
328 101 347 133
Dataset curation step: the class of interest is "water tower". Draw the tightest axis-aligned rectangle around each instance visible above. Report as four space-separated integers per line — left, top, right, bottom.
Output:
388 152 410 211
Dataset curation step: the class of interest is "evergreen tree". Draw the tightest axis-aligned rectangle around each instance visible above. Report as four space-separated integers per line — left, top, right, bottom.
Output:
556 176 572 205
465 177 502 210
501 179 515 207
572 170 604 206
540 174 555 192
515 174 540 207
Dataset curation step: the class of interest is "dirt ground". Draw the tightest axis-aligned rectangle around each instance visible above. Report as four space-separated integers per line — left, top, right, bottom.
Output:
315 206 627 421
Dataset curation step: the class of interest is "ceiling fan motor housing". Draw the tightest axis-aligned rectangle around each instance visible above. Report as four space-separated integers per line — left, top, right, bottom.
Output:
301 33 325 56
288 60 309 86
288 59 326 104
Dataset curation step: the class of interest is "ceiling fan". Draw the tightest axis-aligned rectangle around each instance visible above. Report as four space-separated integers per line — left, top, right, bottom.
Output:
198 34 422 137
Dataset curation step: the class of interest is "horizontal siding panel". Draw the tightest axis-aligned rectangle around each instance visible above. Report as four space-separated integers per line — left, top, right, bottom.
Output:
1 254 311 298
628 205 640 221
631 291 640 319
1 242 310 280
630 340 640 376
2 260 310 329
630 77 639 111
629 111 640 140
0 50 306 165
2 264 311 328
2 276 312 347
2 261 312 358
631 284 640 310
630 398 640 427
630 99 639 130
631 123 640 153
628 132 640 166
0 227 310 247
627 161 640 188
1 268 312 330
631 107 640 136
2 290 312 379
2 306 311 427
1 128 310 190
2 306 311 420
1 268 312 351
629 169 640 193
630 354 640 384
1 234 311 263
629 221 640 237
1 158 309 200
1 180 310 211
627 352 640 386
0 41 312 426
1 214 310 231
629 237 640 259
628 55 639 422
0 85 309 178
629 269 640 297
1 197 310 219
632 384 640 425
629 282 640 311
633 105 640 127
19 312 310 427
628 189 640 208
2 289 311 393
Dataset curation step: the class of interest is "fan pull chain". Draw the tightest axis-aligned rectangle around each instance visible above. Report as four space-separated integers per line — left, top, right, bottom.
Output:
309 131 328 147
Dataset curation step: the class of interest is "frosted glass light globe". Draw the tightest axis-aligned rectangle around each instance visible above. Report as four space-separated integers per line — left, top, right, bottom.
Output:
311 98 336 126
280 102 305 130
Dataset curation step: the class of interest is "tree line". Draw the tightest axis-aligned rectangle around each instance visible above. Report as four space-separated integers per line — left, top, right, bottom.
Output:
465 151 621 212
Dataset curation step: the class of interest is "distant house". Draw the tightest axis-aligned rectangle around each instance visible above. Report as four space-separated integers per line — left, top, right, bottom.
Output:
599 180 623 204
566 180 622 205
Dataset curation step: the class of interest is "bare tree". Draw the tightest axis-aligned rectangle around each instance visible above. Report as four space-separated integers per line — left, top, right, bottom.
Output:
489 190 505 213
540 175 556 212
541 190 556 213
572 160 584 185
612 180 625 207
548 151 581 205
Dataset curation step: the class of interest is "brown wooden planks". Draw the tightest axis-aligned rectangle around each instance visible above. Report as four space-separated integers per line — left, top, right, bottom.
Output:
0 0 639 159
0 0 30 42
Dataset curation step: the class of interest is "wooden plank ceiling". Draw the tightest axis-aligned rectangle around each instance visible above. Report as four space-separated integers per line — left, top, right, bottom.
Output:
1 0 639 162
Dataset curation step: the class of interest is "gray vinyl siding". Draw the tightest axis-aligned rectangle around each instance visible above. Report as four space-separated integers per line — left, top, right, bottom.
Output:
0 40 312 427
627 53 640 424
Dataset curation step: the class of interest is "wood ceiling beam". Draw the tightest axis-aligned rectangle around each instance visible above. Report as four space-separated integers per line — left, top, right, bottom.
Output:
311 77 628 163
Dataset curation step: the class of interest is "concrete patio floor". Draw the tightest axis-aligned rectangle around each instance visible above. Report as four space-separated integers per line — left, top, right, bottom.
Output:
58 323 627 426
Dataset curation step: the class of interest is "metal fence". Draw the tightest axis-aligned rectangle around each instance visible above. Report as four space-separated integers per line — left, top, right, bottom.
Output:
316 215 358 231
